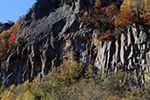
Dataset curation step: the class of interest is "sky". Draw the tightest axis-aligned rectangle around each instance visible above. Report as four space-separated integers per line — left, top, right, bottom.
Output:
0 0 36 23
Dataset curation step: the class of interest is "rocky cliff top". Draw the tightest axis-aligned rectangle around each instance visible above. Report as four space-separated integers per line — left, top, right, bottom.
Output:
0 22 14 33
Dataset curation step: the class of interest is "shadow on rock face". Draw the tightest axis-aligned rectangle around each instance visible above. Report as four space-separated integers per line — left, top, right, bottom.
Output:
52 19 66 37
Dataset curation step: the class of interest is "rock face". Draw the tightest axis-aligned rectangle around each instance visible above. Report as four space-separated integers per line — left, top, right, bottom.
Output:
94 25 150 87
0 0 149 87
95 25 150 71
16 0 82 41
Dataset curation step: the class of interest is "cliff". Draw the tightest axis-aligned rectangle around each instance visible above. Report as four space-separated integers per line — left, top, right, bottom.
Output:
0 0 150 87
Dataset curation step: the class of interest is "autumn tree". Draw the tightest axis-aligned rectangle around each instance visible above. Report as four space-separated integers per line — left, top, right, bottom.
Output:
121 0 150 23
139 12 150 24
0 14 26 59
105 4 118 21
119 7 134 24
94 0 101 8
144 0 150 12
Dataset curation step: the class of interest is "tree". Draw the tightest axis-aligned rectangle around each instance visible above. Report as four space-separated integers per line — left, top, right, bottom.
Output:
139 12 150 24
119 7 134 23
144 0 150 13
0 14 25 59
120 0 132 11
105 4 118 20
121 0 150 22
94 0 101 8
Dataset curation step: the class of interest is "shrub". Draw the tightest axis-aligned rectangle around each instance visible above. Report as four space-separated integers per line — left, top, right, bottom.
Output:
1 62 150 100
16 90 35 100
58 62 84 85
0 90 15 100
0 85 6 96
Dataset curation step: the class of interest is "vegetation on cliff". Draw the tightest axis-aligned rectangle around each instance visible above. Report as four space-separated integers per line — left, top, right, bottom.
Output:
0 62 150 100
80 0 150 39
0 15 25 60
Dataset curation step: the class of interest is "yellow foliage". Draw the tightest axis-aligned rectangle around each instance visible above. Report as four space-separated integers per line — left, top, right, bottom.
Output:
60 62 83 81
1 40 5 44
16 91 35 100
0 62 149 100
23 80 31 87
144 0 150 12
107 95 120 100
83 11 88 17
120 0 132 11
10 84 16 91
121 0 150 13
0 90 14 100
0 30 10 39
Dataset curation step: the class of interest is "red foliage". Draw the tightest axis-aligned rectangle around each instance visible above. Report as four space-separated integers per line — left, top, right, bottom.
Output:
100 7 106 11
101 14 105 17
104 33 108 37
100 7 106 16
87 16 92 20
94 22 100 29
39 46 42 49
104 29 111 37
106 29 111 34
80 9 84 14
8 32 16 47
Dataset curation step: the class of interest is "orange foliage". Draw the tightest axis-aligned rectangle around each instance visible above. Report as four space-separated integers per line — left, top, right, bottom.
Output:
114 14 120 26
11 15 26 32
139 13 150 24
114 64 121 68
114 7 134 26
94 0 101 8
104 33 108 37
105 4 118 20
0 53 2 57
100 7 106 13
120 7 134 23
106 29 111 34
